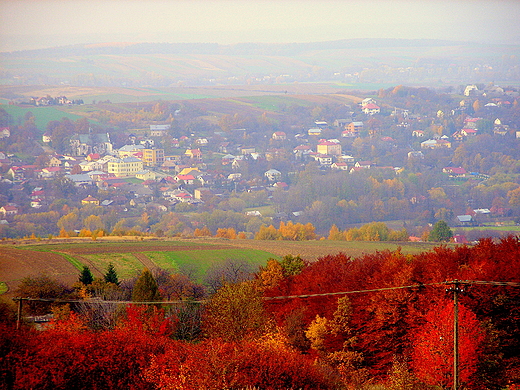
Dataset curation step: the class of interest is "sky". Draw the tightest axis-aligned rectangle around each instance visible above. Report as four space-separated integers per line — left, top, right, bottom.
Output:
0 0 519 52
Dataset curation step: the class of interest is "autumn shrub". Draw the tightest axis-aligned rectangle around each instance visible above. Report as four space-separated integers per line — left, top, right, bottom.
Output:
10 306 171 390
144 338 335 389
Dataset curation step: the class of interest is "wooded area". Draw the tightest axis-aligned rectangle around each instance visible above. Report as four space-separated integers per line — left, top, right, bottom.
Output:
1 237 519 389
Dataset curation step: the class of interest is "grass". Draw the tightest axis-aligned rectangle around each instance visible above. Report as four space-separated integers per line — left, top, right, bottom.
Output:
145 248 277 281
84 253 143 279
59 253 84 271
1 104 82 131
0 282 8 294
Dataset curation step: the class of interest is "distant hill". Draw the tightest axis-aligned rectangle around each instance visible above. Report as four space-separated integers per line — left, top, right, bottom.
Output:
1 39 518 88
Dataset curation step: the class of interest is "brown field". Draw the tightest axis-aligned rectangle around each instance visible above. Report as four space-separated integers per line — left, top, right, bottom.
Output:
0 237 445 298
0 246 78 296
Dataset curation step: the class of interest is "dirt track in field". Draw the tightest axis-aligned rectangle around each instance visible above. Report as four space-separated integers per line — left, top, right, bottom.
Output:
59 244 235 255
0 247 79 296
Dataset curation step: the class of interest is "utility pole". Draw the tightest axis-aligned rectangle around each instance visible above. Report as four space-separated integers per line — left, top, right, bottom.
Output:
448 280 461 390
14 297 23 330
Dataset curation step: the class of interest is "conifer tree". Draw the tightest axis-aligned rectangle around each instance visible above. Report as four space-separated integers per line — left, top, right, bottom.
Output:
79 266 94 285
104 262 119 285
132 268 161 303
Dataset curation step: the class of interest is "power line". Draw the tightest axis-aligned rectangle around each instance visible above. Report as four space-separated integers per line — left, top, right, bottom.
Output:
263 280 520 301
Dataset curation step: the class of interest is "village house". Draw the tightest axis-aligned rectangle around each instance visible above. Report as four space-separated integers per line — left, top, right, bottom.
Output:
118 144 145 158
443 167 467 178
317 140 342 156
331 162 349 170
0 127 11 138
362 103 381 115
293 145 312 159
0 205 19 217
81 195 100 206
264 169 282 182
185 148 202 160
420 139 452 149
136 170 157 181
149 124 170 137
271 131 287 141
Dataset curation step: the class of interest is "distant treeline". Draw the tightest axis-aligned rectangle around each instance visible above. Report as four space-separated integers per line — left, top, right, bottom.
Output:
1 38 467 57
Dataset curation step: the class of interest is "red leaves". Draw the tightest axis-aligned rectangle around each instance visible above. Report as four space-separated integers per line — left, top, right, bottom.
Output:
411 300 484 388
144 339 333 390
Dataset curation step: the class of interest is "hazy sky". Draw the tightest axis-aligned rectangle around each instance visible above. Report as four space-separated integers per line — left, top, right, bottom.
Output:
1 0 519 52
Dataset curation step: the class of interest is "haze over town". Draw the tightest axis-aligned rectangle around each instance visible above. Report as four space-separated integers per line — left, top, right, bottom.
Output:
1 0 520 52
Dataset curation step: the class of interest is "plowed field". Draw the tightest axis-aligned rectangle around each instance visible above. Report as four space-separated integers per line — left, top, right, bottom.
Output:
0 247 78 296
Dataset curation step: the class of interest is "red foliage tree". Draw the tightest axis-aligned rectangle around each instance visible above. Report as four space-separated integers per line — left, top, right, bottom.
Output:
411 300 485 388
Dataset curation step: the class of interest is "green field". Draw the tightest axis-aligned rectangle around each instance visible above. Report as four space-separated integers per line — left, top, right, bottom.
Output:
144 248 275 279
1 104 83 131
84 253 143 280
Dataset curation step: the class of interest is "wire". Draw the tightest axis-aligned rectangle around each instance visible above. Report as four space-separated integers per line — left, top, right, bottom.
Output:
12 280 520 305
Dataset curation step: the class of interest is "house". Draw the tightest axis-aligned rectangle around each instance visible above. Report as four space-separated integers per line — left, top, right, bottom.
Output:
272 131 287 141
345 121 364 135
175 174 196 185
412 130 425 137
70 133 112 156
185 148 202 160
443 167 467 178
362 103 380 115
264 169 282 182
150 124 170 137
460 128 477 137
308 128 322 136
39 166 62 178
421 139 451 149
136 170 157 181
314 121 328 128
107 157 143 177
240 146 256 155
66 173 94 186
317 140 342 156
221 154 236 165
293 145 312 159
81 195 100 206
457 215 475 226
361 98 376 107
355 161 373 169
142 148 165 167
118 144 145 158
340 155 355 164
316 154 333 166
331 162 349 170
273 182 289 190
0 205 18 217
0 127 10 138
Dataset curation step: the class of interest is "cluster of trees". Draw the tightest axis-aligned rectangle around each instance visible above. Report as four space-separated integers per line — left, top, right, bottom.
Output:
328 222 409 241
254 221 317 240
2 237 519 388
